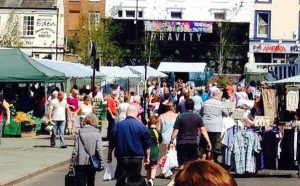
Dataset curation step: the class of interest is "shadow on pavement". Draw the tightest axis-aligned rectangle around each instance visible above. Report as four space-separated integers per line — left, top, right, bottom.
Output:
33 144 74 148
232 173 294 178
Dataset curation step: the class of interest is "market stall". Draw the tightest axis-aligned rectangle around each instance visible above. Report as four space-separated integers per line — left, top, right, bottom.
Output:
0 48 66 137
221 77 300 178
99 66 140 93
157 62 207 85
123 66 168 95
35 58 105 93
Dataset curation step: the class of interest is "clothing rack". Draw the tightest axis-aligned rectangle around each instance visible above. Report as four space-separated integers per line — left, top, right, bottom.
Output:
223 123 300 178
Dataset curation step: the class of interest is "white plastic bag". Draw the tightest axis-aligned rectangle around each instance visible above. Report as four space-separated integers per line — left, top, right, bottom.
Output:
161 148 178 177
167 149 178 169
161 155 173 178
103 163 115 181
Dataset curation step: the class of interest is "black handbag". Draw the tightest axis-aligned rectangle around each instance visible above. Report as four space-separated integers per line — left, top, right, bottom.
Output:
65 169 76 186
79 132 102 171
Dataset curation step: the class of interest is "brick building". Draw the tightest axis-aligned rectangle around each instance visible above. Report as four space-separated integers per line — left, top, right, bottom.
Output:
64 0 105 38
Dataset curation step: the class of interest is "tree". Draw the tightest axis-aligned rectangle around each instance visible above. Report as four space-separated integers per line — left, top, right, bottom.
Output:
0 13 23 47
216 22 236 75
142 31 161 67
75 14 123 66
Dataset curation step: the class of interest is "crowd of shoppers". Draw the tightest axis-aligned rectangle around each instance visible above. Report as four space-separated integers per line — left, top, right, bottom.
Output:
63 78 263 186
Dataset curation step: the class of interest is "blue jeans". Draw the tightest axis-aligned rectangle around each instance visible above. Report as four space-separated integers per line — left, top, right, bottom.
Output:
50 120 65 147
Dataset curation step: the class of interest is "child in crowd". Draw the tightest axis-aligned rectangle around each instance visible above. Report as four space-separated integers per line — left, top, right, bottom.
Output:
146 115 162 186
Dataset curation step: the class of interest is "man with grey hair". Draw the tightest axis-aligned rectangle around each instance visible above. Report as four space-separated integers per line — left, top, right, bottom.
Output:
107 105 150 182
200 89 228 161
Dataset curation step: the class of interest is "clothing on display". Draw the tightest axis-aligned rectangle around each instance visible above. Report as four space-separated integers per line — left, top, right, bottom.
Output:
286 90 299 111
278 128 300 170
261 89 277 123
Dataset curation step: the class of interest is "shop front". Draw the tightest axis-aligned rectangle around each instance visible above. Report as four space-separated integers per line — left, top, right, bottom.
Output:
247 41 300 80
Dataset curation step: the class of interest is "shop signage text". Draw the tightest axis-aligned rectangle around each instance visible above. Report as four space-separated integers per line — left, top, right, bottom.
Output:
144 20 213 33
250 43 300 54
150 32 202 42
36 18 56 39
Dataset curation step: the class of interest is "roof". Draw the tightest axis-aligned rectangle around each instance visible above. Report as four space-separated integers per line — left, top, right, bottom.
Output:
0 48 65 83
0 0 56 9
123 66 168 80
158 62 207 73
99 66 140 78
35 59 105 78
269 75 300 84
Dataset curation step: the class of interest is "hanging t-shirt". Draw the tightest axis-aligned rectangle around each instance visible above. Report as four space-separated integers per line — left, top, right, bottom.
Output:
262 89 277 123
286 90 299 111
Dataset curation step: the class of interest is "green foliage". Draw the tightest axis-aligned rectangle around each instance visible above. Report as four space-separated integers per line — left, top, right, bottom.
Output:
211 22 239 75
142 32 161 66
0 13 23 47
208 75 237 87
67 38 77 54
74 15 124 65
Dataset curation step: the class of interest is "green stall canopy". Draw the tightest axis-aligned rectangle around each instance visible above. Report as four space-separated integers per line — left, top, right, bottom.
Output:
0 48 66 83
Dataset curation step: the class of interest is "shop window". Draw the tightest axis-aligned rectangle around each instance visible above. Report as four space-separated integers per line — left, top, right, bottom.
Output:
23 16 34 36
214 12 225 20
118 10 123 18
171 11 182 19
138 11 143 18
126 10 135 18
254 53 272 63
255 0 272 3
255 10 271 39
88 12 100 29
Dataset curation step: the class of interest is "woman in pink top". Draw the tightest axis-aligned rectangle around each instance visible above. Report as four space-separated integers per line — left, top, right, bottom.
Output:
133 96 144 122
67 89 79 135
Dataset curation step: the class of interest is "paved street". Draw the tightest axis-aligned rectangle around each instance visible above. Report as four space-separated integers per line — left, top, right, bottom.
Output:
1 122 300 186
16 163 300 186
17 163 174 186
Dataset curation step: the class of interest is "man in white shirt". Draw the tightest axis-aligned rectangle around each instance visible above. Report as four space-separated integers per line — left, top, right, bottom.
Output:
49 91 71 148
89 84 104 101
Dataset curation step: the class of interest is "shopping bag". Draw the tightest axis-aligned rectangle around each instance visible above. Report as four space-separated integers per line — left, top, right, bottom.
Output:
161 154 173 178
103 163 115 181
167 149 179 169
65 169 76 186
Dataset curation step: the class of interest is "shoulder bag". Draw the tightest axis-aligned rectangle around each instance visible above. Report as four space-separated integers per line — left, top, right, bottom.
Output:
79 132 103 171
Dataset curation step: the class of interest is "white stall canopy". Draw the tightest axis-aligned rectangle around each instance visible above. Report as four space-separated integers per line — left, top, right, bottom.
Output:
100 66 140 78
123 66 168 80
270 74 300 84
158 62 207 73
35 58 105 78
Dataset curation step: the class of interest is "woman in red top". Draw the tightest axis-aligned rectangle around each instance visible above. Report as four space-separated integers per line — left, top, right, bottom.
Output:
106 91 117 141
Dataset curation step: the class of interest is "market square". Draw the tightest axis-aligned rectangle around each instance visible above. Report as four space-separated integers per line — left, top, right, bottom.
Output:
1 1 300 186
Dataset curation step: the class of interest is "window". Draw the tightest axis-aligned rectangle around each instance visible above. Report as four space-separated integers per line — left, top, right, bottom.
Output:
214 12 225 20
126 10 135 18
171 11 182 19
88 12 100 29
138 11 143 18
255 11 271 38
255 0 272 3
118 10 123 17
23 16 34 36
